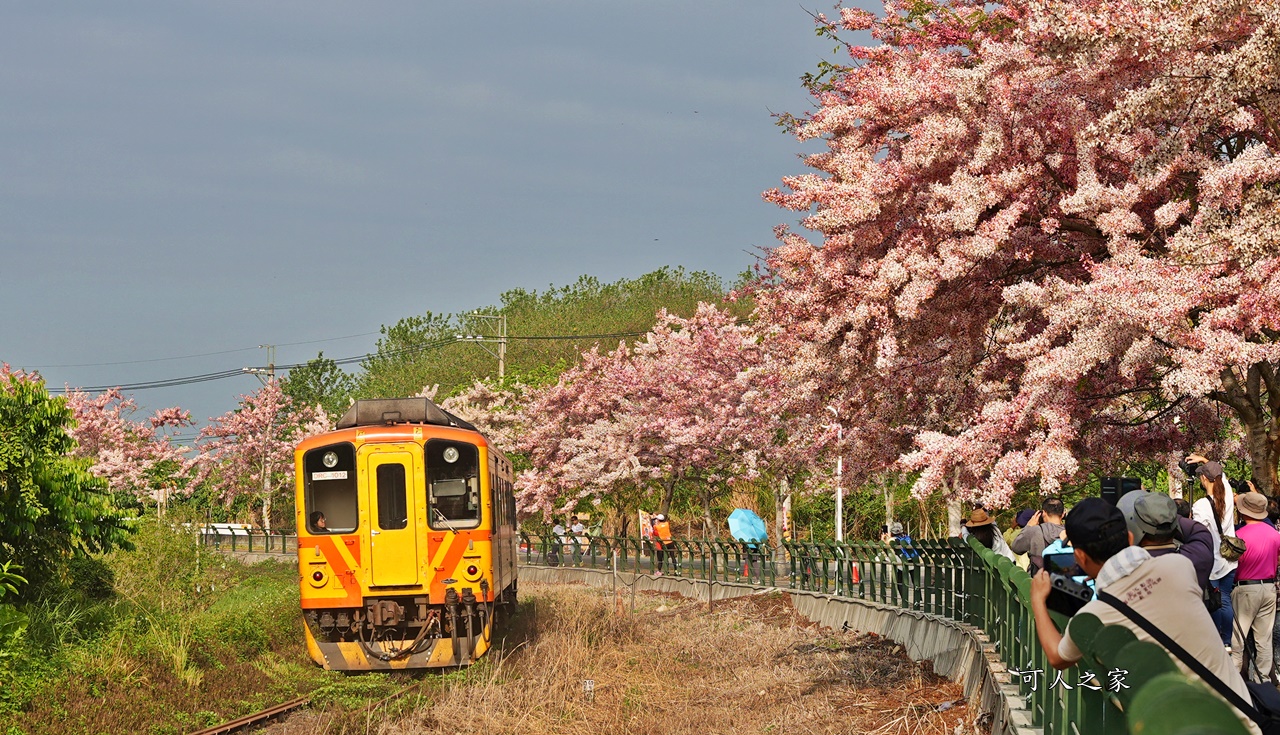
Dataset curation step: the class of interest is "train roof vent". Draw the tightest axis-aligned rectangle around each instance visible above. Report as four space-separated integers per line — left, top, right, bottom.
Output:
336 398 476 431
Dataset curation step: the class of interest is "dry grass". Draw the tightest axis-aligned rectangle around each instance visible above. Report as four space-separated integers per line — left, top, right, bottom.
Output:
273 582 981 735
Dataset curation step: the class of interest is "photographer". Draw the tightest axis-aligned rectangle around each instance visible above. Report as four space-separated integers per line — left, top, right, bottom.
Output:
1030 498 1260 735
1117 490 1214 591
1189 455 1242 648
1012 497 1066 574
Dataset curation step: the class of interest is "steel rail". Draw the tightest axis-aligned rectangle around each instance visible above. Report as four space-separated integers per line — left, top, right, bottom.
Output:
186 695 310 735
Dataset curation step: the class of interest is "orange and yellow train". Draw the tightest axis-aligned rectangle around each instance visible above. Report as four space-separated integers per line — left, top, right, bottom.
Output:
294 398 517 670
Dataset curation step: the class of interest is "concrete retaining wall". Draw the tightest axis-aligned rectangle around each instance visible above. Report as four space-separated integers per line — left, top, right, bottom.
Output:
520 565 1038 735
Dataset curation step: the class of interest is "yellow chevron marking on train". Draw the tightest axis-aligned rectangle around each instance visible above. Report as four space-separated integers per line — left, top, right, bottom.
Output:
429 534 456 571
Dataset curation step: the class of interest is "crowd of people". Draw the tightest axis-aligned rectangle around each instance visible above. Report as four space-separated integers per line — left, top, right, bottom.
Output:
955 455 1280 735
541 454 1280 731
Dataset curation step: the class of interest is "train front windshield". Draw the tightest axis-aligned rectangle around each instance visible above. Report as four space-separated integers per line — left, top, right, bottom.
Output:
303 443 358 533
426 440 480 529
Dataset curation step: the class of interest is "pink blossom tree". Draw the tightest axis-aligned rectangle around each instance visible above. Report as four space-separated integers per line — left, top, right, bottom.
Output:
440 380 530 454
517 303 818 533
193 380 326 532
758 0 1280 505
65 388 194 514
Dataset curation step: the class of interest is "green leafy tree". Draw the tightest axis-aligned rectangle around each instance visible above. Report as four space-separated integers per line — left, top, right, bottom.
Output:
357 312 462 399
280 351 356 419
0 366 133 587
357 268 741 400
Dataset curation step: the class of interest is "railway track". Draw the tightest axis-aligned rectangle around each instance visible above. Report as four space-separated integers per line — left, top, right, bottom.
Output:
187 696 310 735
187 681 426 735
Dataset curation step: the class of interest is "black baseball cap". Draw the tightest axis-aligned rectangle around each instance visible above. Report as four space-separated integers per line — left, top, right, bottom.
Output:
1065 497 1129 548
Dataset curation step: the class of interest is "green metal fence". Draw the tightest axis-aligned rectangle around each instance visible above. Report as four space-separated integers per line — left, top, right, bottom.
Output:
203 529 1252 733
519 533 1251 735
201 532 298 554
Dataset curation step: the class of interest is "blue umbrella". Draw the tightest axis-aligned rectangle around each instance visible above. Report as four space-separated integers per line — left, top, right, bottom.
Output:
727 508 768 543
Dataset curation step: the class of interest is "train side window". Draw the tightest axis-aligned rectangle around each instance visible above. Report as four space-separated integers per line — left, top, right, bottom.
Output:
303 443 358 533
376 464 408 530
425 440 480 529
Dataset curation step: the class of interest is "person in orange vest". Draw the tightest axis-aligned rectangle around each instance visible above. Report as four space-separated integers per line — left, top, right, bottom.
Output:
652 514 673 576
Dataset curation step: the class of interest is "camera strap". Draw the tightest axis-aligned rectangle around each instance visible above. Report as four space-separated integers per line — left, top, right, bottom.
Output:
1096 590 1264 727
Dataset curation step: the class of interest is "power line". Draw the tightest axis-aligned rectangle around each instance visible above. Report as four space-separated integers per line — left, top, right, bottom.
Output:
47 336 464 394
26 331 380 369
45 329 655 394
49 368 250 394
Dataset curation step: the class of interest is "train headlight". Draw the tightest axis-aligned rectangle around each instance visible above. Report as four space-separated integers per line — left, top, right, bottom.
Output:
310 569 328 587
467 565 479 577
443 447 459 463
322 451 339 468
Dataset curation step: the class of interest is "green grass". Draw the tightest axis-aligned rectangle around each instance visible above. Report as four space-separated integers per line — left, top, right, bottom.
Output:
0 519 333 735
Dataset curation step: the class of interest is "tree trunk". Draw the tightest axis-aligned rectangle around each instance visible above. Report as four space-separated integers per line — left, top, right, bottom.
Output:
615 503 630 537
260 453 272 535
660 468 681 516
702 485 713 538
946 467 963 536
1245 421 1279 496
918 498 929 540
774 478 791 545
775 478 791 565
883 480 893 528
947 500 962 537
1210 363 1280 496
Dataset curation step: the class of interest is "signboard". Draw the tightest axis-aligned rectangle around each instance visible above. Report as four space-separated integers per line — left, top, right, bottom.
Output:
312 471 348 481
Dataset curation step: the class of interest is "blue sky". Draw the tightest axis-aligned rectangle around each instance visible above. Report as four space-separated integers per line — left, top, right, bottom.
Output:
1 2 835 426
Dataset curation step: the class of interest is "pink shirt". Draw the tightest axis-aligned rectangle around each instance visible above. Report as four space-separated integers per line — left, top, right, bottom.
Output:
1235 521 1280 581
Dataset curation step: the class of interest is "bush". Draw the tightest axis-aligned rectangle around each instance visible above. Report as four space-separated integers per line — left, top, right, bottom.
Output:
66 557 115 601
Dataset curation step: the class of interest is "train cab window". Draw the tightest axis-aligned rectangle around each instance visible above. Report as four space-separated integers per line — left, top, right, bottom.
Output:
425 440 480 529
375 464 409 530
303 443 358 533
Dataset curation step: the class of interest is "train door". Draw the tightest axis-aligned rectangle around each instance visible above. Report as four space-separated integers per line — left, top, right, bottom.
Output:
363 448 420 587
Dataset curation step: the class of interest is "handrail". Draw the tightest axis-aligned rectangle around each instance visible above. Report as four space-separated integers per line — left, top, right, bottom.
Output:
517 533 1250 735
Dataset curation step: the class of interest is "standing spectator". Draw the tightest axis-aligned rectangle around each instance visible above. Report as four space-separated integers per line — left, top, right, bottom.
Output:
1175 498 1193 519
569 515 587 565
1012 498 1066 574
886 521 918 606
651 514 673 576
1191 457 1241 649
1118 490 1214 591
1232 491 1280 682
961 509 1016 561
1005 510 1036 571
887 522 916 558
1029 498 1261 735
549 518 567 567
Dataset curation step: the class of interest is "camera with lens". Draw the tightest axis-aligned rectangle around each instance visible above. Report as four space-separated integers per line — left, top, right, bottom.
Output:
1046 573 1094 616
1179 456 1203 478
1043 551 1094 616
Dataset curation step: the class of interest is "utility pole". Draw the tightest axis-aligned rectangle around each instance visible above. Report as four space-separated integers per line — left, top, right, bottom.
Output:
827 405 844 543
456 313 507 380
243 344 276 385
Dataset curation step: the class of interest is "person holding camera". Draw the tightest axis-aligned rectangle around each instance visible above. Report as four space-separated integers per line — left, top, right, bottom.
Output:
1012 497 1066 574
1029 498 1261 735
1189 455 1243 648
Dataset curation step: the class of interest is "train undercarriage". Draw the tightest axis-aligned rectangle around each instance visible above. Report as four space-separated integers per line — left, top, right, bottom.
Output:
302 582 516 670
